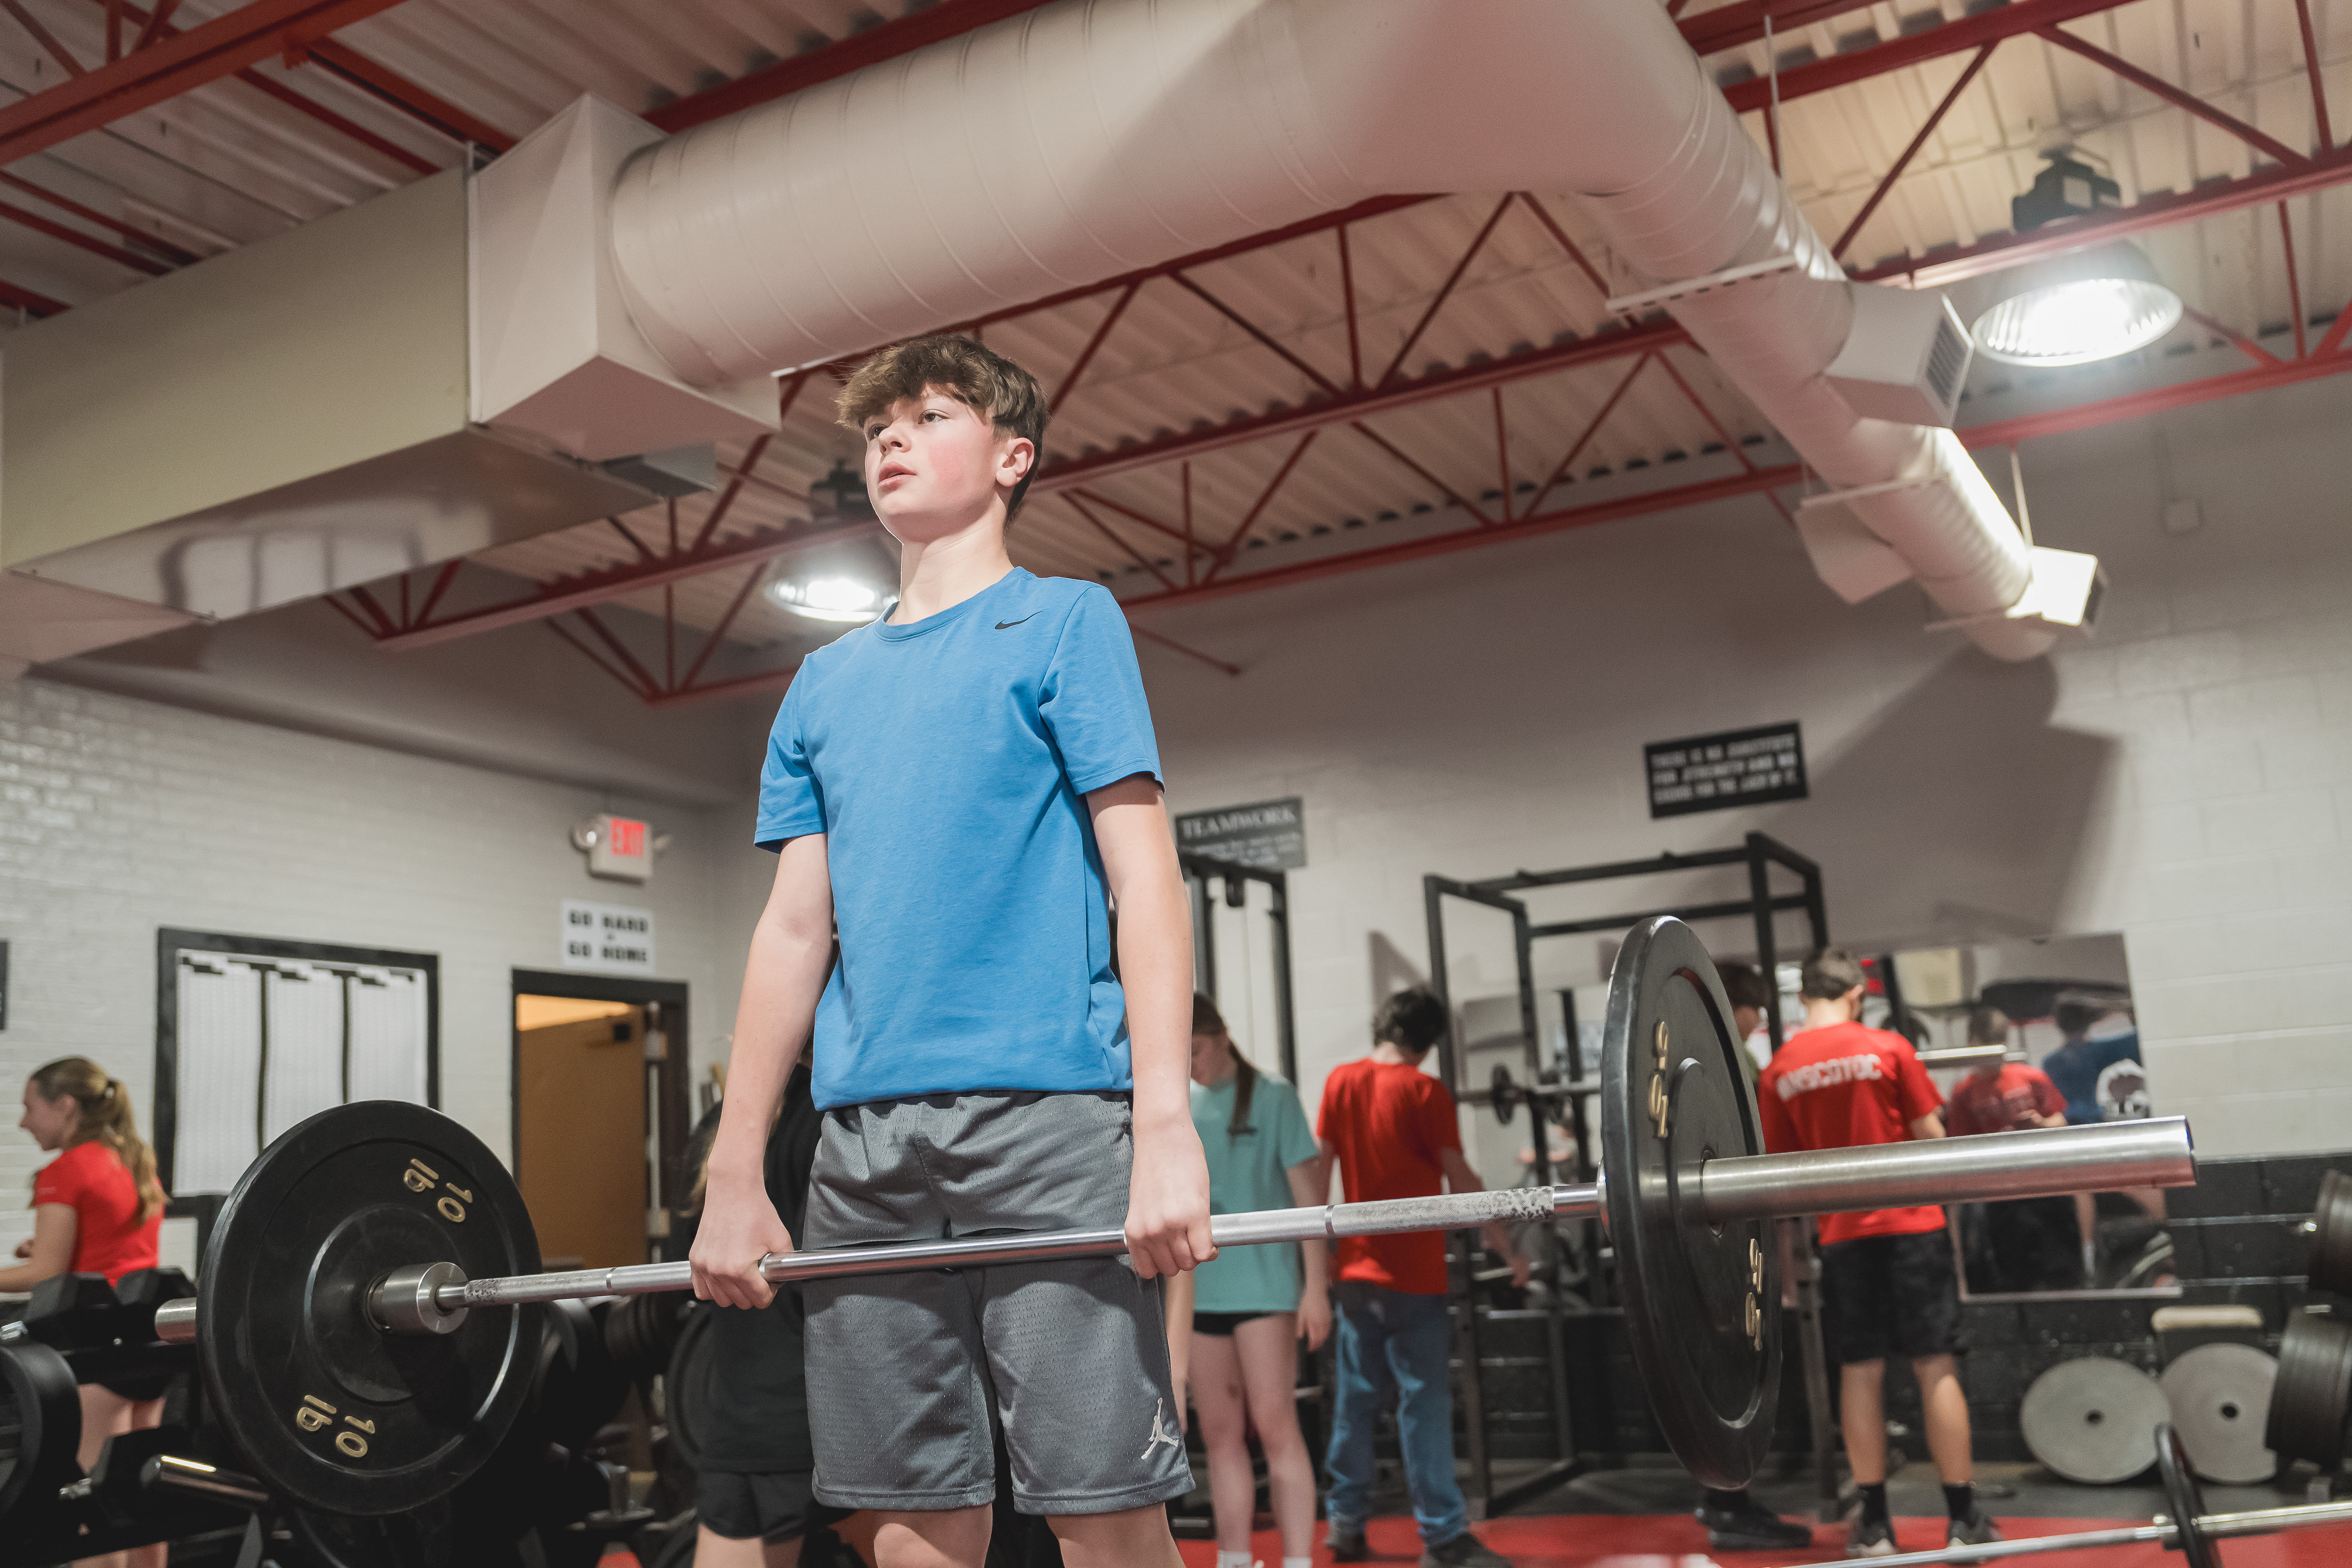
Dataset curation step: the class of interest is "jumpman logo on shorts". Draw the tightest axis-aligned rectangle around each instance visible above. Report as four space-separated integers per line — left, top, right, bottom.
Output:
1140 1398 1182 1460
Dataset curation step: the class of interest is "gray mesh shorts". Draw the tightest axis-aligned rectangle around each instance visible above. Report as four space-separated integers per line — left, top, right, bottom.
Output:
799 1090 1194 1517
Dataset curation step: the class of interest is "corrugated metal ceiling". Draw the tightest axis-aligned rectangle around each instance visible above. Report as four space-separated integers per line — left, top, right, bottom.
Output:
0 0 2344 653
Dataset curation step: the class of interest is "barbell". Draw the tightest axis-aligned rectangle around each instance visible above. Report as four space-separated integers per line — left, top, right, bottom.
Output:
122 917 2193 1515
1762 1423 2352 1568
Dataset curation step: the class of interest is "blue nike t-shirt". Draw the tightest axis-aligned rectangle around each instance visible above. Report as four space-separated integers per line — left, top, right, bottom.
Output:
755 568 1162 1109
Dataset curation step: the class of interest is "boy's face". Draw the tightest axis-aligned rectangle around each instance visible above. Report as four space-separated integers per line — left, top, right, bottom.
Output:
860 386 1033 544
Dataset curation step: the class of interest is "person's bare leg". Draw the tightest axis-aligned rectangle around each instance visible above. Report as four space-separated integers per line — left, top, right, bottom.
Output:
1914 1354 1973 1485
1047 1502 1184 1567
1234 1313 1316 1563
1188 1332 1255 1555
1841 1361 1889 1486
872 1505 991 1568
693 1526 801 1567
835 1511 882 1566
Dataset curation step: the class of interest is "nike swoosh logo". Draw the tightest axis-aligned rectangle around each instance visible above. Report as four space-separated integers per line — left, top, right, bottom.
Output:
994 614 1039 629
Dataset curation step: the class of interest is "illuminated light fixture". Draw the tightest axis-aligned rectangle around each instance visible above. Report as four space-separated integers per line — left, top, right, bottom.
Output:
1954 242 2182 370
769 575 891 623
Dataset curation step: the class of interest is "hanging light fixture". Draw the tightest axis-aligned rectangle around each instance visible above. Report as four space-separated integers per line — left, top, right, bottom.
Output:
1952 242 2183 370
769 575 892 623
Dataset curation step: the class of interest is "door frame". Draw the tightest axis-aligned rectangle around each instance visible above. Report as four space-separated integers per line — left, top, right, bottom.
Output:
510 970 691 1228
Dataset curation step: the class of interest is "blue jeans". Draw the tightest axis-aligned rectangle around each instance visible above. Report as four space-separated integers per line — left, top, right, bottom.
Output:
1324 1281 1469 1546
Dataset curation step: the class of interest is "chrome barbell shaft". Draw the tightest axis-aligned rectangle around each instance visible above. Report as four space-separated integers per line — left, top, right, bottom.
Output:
437 1117 2192 1312
146 1118 2194 1342
1771 1499 2352 1568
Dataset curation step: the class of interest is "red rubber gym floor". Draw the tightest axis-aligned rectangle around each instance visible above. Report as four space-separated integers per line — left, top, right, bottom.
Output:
1171 1513 2352 1565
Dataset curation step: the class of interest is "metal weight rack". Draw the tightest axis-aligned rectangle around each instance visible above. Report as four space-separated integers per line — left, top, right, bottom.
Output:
1423 832 1838 1519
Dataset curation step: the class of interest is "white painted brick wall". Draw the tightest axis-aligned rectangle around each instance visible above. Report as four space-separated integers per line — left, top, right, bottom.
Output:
1143 371 2352 1159
0 677 771 1253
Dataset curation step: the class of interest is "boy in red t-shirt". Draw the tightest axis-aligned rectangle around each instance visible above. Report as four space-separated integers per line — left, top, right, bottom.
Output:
1944 1007 2082 1293
1758 952 1998 1558
1313 989 1524 1568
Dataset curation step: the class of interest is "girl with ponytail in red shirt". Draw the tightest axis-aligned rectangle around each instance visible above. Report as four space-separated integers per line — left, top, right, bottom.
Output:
7 1056 169 1568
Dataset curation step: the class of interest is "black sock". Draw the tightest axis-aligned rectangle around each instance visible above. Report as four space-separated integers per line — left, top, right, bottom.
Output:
1944 1483 1976 1520
1860 1483 1890 1527
1703 1488 1747 1511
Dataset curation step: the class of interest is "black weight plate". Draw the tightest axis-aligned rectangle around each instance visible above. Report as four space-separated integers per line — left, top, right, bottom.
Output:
1600 916 1781 1490
2155 1421 2222 1568
282 1498 466 1568
0 1340 82 1525
663 1302 716 1474
2265 1311 2352 1470
197 1100 542 1517
2309 1169 2352 1298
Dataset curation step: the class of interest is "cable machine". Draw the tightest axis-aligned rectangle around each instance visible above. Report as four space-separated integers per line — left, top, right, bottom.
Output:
1422 832 1838 1519
1184 850 1299 1081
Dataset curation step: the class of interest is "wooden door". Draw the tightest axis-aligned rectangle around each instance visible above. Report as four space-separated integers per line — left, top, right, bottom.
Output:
515 997 647 1270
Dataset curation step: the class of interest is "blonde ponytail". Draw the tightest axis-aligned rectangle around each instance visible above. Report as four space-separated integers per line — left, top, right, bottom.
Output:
27 1058 167 1224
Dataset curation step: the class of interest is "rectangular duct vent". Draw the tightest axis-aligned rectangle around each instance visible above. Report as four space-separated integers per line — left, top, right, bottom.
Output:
1823 283 1975 428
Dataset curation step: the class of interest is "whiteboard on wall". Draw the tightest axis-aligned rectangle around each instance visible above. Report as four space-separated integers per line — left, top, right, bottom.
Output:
158 931 437 1197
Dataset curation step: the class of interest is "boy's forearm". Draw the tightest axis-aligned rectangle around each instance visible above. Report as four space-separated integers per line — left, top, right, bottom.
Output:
1116 852 1194 1133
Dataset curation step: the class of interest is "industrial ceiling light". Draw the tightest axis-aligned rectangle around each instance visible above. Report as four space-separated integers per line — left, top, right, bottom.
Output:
769 575 892 624
1955 242 2183 370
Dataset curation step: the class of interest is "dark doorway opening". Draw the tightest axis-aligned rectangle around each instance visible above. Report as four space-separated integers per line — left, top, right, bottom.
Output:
510 970 688 1272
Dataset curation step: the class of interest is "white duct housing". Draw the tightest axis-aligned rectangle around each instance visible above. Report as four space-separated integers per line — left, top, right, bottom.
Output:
586 0 2079 659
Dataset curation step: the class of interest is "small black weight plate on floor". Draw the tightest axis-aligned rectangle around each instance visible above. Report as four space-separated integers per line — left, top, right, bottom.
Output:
2265 1311 2352 1470
2308 1169 2352 1297
2155 1420 2222 1568
1600 916 1780 1490
0 1339 82 1524
197 1100 542 1517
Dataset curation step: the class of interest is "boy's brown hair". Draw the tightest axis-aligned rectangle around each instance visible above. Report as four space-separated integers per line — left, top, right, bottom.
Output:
834 335 1049 522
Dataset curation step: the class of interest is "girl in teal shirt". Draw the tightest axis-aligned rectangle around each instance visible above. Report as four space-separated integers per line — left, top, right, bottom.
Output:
1169 994 1329 1568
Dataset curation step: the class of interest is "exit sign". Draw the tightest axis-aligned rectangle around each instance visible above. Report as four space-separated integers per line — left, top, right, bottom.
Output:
587 814 654 883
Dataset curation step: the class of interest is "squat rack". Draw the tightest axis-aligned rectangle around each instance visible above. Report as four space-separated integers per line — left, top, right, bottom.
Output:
1422 832 1837 1519
1184 850 1300 1090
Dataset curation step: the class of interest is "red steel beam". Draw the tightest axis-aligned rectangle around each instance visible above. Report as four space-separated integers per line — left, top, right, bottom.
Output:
1117 465 1804 615
0 276 68 315
1956 352 2352 450
297 37 514 151
0 0 413 166
376 518 883 652
0 170 198 263
1723 0 2137 114
1679 1 1887 56
646 0 1056 134
2034 24 2306 170
1857 142 2352 289
1032 321 1687 497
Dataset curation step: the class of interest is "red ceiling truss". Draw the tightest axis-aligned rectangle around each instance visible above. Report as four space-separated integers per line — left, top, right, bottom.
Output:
0 0 2342 697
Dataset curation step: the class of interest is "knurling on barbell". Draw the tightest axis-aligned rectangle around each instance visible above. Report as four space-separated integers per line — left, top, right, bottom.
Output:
147 917 2196 1515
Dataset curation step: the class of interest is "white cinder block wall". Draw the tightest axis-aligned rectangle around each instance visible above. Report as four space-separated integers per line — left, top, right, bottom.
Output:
1144 372 2352 1160
0 678 769 1253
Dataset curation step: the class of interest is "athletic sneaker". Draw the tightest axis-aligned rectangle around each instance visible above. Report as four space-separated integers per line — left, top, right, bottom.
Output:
1695 1495 1814 1550
1422 1531 1513 1567
1847 1517 1898 1557
1326 1529 1369 1563
1948 1509 2004 1548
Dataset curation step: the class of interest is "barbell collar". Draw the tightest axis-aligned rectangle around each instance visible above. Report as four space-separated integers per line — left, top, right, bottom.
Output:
1695 1117 2195 1226
152 1297 197 1345
140 1453 271 1511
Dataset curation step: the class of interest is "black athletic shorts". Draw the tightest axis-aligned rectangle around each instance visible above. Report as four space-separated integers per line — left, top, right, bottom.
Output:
696 1469 851 1543
1819 1229 1963 1365
1192 1310 1277 1337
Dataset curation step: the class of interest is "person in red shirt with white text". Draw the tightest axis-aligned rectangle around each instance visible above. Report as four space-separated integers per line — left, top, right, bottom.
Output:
1314 988 1526 1568
7 1056 170 1568
1758 953 1998 1559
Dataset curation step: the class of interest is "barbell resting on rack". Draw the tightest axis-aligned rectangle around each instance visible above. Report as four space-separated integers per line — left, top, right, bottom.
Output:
119 919 2196 1515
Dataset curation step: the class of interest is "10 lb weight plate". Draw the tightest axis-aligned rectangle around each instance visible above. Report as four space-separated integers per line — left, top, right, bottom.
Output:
2021 1357 2169 1484
196 1101 543 1517
1600 916 1780 1490
2161 1342 2278 1484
